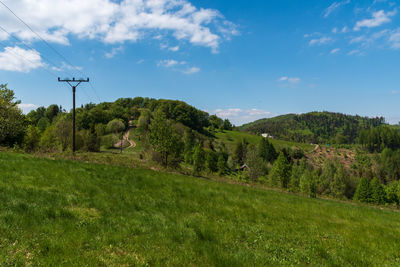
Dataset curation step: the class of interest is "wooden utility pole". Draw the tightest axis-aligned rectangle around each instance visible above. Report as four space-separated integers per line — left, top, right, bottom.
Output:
57 77 89 153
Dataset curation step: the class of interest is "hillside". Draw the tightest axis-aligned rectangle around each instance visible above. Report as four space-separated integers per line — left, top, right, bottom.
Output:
240 112 385 144
1 151 400 265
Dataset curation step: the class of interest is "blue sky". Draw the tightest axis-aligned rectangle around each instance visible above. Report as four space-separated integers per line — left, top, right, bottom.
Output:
1 0 400 125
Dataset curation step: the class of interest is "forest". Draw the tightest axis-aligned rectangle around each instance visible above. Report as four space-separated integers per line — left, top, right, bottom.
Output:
240 112 386 144
2 83 400 207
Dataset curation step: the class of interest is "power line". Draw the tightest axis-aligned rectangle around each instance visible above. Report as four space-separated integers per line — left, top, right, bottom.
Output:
0 41 57 79
0 25 92 103
0 40 89 105
0 25 74 78
0 0 76 71
0 0 102 103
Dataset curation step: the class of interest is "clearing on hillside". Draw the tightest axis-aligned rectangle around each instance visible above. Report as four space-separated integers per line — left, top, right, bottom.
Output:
0 152 399 266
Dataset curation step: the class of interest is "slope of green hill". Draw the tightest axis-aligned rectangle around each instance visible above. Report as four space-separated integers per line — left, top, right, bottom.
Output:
1 151 400 265
240 111 385 144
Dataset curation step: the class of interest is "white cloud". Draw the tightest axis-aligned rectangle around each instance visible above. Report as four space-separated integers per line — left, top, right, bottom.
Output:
330 48 340 54
169 46 180 52
347 49 362 55
137 59 145 64
0 46 44 72
157 59 186 67
18 103 37 113
309 37 332 46
354 10 396 31
389 28 400 48
278 76 300 84
0 0 237 53
342 26 349 33
391 90 399 94
104 46 124 58
211 108 274 126
323 0 350 18
332 27 338 33
51 61 82 72
183 66 200 74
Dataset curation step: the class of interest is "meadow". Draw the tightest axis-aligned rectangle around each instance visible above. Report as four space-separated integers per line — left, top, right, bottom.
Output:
1 151 400 266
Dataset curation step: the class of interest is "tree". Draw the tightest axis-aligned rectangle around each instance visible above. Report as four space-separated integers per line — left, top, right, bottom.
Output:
183 129 195 164
217 153 228 176
233 139 248 166
0 84 26 146
330 165 347 199
246 148 266 182
269 152 291 188
192 144 205 176
385 181 399 205
40 125 58 151
258 138 277 163
55 116 73 151
300 169 317 198
370 178 386 204
205 150 218 173
223 119 233 131
106 119 125 134
289 158 308 192
149 110 180 167
23 125 40 151
45 104 60 122
37 117 50 133
84 126 101 152
354 178 372 203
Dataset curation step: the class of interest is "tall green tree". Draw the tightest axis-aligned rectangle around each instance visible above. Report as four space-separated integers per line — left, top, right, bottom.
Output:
269 152 291 188
192 144 205 176
246 148 266 182
217 153 228 176
258 138 277 163
183 129 195 164
233 139 248 166
0 84 26 146
330 165 347 199
205 150 218 173
354 178 372 203
149 110 180 167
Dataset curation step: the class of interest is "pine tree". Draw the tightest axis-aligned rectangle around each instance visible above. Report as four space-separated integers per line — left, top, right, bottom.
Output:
385 181 399 204
258 138 277 163
330 165 347 199
246 148 266 182
354 178 372 203
269 152 291 188
289 158 307 192
192 144 205 176
233 139 247 166
205 150 218 173
217 154 227 176
370 178 386 204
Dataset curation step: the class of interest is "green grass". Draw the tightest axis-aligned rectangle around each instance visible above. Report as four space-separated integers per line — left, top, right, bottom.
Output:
215 130 313 152
1 151 400 265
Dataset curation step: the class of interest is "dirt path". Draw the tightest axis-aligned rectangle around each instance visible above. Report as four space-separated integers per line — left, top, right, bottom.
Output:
114 120 136 149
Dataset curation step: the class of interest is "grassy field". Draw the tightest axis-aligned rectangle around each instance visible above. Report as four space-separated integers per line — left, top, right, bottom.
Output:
1 151 400 265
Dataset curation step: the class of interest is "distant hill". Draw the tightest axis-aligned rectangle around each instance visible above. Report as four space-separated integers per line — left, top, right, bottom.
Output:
240 111 385 144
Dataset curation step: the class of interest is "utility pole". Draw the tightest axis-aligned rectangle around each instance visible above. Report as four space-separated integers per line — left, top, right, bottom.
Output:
57 77 89 153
